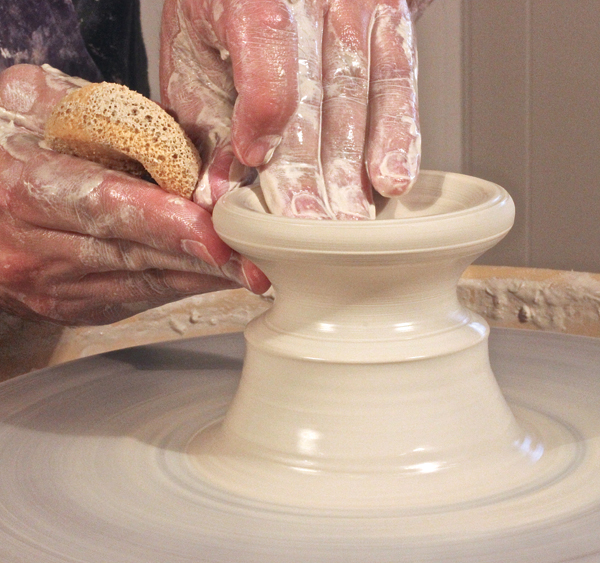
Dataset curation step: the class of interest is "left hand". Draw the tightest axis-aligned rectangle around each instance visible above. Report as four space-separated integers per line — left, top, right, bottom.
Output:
0 64 269 326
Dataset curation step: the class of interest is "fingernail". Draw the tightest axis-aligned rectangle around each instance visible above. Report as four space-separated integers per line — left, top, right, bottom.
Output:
376 149 420 196
245 135 282 167
241 258 271 294
379 150 409 180
220 253 271 294
181 239 219 268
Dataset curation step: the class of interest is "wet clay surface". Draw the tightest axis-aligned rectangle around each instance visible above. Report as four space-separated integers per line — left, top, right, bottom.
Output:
2 266 599 381
460 266 600 337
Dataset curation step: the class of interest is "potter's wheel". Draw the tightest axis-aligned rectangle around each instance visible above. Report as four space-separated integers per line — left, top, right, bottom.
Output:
1 328 600 562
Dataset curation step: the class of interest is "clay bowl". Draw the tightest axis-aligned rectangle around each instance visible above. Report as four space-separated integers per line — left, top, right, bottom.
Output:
202 170 520 509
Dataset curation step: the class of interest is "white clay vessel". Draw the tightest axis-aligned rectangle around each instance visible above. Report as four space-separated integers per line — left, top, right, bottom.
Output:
197 171 524 509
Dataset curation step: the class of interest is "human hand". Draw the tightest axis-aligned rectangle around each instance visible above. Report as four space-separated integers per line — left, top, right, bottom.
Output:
161 0 426 219
0 64 269 325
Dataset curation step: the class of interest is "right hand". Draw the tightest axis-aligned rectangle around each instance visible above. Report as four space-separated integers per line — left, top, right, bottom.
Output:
161 0 426 220
0 64 269 326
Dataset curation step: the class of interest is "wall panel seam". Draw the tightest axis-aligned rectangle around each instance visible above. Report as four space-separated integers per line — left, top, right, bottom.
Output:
460 0 471 173
524 0 532 265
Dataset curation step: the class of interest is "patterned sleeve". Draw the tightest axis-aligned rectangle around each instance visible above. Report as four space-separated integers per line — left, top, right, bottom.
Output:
0 0 148 95
0 0 103 81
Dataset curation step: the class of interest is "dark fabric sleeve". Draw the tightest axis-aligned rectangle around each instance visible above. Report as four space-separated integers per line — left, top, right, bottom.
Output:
0 0 103 82
0 0 149 95
72 0 150 96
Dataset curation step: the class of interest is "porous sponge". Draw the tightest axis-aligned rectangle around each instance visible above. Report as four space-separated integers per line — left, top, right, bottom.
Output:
45 82 201 199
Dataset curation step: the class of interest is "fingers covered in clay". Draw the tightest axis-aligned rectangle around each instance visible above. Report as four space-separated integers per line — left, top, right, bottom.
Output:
367 2 420 197
161 0 302 210
258 0 334 219
0 136 269 324
162 0 234 209
221 0 298 168
320 1 374 219
260 0 421 217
